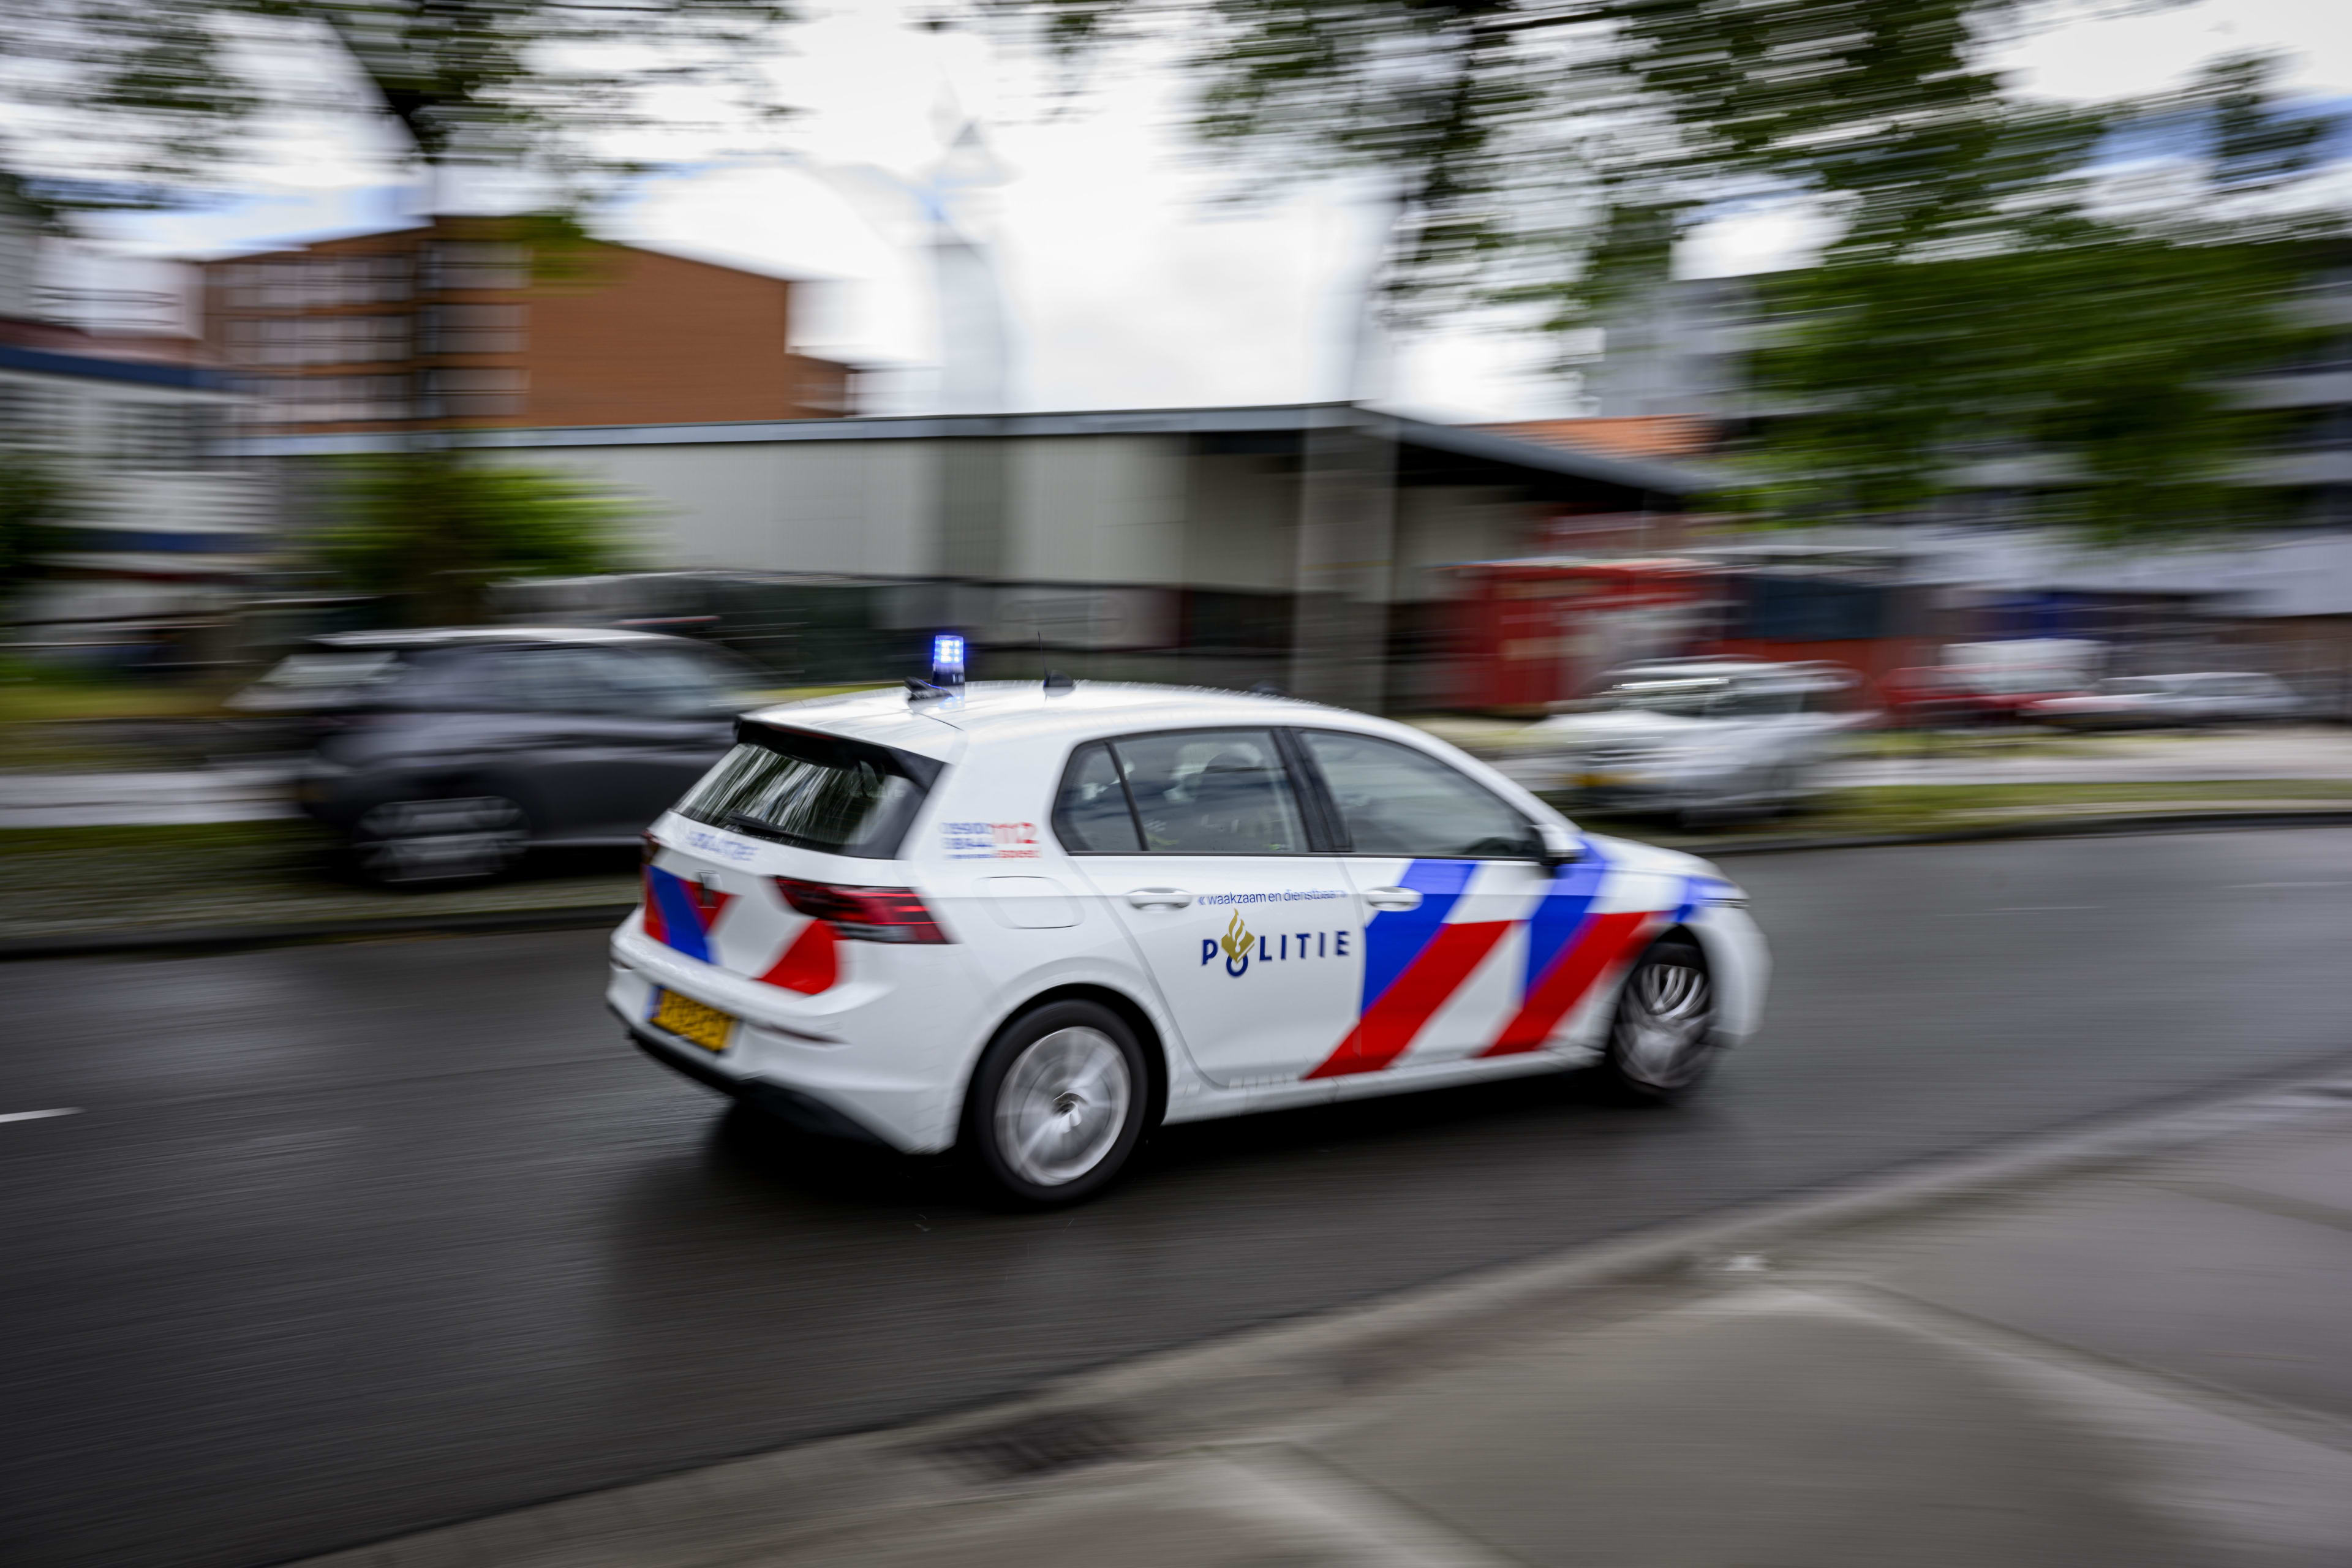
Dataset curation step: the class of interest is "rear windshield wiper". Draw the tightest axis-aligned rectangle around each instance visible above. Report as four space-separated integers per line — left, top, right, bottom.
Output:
721 811 798 845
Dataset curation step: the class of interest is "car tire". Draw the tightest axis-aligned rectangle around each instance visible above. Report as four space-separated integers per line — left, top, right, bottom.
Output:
1599 933 1719 1103
350 794 528 887
965 1000 1150 1206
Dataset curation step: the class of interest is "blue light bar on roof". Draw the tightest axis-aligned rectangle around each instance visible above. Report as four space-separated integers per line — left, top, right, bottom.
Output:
930 631 967 687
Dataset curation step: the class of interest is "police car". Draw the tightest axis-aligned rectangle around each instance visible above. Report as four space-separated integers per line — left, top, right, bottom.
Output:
611 680 1768 1203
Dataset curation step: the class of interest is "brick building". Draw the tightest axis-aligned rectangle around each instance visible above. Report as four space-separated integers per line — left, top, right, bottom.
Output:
199 218 854 434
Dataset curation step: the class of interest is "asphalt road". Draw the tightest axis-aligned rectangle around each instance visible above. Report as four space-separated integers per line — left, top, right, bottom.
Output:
6 829 2352 1568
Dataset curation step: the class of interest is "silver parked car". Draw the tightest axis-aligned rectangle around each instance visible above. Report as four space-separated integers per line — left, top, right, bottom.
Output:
2024 671 2305 731
1504 658 1868 824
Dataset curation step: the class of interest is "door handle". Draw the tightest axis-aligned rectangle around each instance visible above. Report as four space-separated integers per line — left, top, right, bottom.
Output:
1125 888 1194 909
1363 886 1423 911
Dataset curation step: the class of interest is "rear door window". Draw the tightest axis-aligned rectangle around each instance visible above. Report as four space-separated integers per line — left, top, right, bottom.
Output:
1052 742 1144 853
1105 729 1308 854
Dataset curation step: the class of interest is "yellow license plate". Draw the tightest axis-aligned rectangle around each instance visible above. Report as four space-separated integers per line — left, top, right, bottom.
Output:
647 987 737 1054
1578 772 1625 789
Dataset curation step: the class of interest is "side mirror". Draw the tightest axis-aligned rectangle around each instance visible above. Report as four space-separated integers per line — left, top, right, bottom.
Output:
1536 820 1585 869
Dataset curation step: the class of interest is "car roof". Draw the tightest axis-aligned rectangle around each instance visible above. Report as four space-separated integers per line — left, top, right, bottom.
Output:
309 625 702 652
747 681 1401 762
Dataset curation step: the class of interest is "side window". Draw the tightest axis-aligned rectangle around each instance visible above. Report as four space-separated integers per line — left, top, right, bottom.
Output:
1300 730 1542 860
1109 729 1308 854
587 647 742 717
480 647 622 712
1052 742 1142 853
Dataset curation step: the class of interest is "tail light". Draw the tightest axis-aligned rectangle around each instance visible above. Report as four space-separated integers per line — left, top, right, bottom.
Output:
775 878 952 944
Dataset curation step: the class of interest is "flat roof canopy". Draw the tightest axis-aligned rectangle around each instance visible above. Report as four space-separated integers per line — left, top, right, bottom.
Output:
243 401 1706 510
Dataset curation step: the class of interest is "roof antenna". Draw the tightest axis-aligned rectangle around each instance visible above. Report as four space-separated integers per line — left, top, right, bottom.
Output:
1038 628 1074 693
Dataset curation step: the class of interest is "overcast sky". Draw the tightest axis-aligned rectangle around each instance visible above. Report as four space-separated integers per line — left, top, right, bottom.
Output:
73 0 2352 423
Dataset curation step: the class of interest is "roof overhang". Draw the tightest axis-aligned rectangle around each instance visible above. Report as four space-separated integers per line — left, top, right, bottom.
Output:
233 402 1711 502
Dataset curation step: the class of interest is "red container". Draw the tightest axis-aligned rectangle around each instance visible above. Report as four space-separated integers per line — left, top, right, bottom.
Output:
1444 557 1716 710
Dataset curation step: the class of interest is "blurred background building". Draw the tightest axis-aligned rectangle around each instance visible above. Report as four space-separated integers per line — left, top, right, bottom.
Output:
244 400 1702 701
1 178 268 664
200 218 858 434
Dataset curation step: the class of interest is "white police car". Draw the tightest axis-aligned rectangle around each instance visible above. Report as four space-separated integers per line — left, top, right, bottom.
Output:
610 681 1768 1203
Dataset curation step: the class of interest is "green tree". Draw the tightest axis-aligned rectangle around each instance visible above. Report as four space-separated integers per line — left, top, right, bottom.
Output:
1735 55 2340 536
1740 236 2324 540
315 453 635 625
1011 2 2342 538
1011 0 2070 319
0 453 74 613
1 0 795 208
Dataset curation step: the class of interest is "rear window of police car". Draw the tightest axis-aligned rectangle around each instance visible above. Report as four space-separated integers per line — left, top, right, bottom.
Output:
674 727 932 858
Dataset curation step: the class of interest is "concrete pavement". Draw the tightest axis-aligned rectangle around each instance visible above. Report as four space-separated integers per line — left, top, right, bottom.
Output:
776 1099 2352 1567
293 1078 2352 1568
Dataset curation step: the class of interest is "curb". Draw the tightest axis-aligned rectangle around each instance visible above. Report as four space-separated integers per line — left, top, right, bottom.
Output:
0 902 635 963
8 808 2350 962
288 1052 2352 1568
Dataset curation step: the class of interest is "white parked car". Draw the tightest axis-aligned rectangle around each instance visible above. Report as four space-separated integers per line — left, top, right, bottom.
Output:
610 682 1769 1203
2026 672 2305 731
1509 659 1866 824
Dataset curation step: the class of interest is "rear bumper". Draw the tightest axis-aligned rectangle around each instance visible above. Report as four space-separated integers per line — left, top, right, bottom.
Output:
617 1009 893 1146
606 916 974 1154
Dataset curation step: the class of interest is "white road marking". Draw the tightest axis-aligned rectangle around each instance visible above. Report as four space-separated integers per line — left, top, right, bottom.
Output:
2226 881 2352 889
0 1107 81 1125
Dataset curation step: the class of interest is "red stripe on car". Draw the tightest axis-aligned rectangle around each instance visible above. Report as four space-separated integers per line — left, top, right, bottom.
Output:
1305 921 1512 1079
1482 910 1656 1057
760 919 839 994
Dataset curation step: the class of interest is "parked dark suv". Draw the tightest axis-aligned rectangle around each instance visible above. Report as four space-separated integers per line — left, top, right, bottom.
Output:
245 628 759 883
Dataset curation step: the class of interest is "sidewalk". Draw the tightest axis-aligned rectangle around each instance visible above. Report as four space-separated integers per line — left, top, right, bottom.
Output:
0 763 295 828
300 1074 2352 1568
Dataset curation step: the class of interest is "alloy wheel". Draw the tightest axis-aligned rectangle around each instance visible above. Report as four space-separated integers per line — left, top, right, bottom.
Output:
994 1027 1134 1188
354 796 527 886
1615 955 1715 1090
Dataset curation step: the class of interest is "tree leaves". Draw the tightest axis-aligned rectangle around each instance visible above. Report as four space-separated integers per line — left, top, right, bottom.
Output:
1 0 798 203
1006 0 2343 539
0 454 75 608
312 452 636 625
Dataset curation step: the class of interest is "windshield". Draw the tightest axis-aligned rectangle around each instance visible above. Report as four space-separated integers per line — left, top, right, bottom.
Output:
673 730 929 858
1593 676 1731 718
